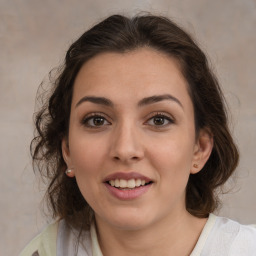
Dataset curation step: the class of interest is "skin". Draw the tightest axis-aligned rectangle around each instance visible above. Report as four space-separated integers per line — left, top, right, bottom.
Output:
62 48 213 255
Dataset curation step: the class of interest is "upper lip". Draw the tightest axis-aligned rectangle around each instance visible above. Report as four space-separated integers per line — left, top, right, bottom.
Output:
103 172 152 183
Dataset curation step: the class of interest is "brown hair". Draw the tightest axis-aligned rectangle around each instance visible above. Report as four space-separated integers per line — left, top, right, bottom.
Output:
31 14 239 229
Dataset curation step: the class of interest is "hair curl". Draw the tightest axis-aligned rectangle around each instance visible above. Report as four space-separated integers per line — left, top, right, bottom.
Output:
31 14 239 229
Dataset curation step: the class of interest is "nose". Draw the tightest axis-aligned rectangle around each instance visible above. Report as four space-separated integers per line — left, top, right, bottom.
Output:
109 122 144 164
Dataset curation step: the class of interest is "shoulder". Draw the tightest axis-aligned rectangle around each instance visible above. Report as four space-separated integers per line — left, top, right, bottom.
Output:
57 219 93 255
224 218 256 254
19 221 58 256
203 215 256 255
215 216 256 240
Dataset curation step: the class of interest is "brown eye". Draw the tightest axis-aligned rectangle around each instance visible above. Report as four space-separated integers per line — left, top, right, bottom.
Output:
93 117 105 126
82 114 111 128
153 116 165 125
146 114 174 127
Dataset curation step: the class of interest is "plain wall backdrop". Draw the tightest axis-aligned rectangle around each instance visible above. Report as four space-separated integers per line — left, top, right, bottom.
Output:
0 0 255 255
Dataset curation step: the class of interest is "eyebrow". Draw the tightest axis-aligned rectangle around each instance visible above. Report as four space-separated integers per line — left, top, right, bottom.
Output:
75 94 183 109
138 94 183 108
75 96 114 108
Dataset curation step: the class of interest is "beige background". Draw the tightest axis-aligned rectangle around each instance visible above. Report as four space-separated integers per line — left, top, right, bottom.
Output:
0 0 255 255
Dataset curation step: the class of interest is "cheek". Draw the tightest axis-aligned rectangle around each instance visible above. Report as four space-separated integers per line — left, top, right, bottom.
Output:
148 134 195 192
150 137 194 171
69 132 106 168
69 140 106 206
68 135 108 195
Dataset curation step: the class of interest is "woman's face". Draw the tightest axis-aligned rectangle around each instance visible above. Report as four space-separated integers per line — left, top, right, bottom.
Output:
62 48 212 230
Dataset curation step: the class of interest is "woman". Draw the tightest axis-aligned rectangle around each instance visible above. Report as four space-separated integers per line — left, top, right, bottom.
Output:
20 14 256 256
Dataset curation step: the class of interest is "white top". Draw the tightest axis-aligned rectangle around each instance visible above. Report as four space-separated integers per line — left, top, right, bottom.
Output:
57 214 256 256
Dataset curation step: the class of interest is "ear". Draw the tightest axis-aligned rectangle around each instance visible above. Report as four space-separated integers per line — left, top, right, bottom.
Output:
62 137 75 177
191 128 213 174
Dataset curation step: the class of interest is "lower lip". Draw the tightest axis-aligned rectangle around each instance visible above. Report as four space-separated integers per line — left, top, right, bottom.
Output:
104 183 152 200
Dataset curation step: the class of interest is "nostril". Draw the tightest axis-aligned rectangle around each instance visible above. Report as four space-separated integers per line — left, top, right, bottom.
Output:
112 156 140 161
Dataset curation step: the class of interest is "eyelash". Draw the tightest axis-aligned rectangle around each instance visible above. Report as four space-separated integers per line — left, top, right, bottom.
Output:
145 112 174 128
81 113 111 128
81 112 174 129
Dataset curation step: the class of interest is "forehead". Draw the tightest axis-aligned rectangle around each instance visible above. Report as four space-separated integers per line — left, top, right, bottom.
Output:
72 48 191 108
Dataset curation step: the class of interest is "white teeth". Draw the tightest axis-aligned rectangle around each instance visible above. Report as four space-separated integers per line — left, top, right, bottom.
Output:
114 179 120 187
135 179 142 187
119 179 127 188
127 179 136 188
108 178 148 188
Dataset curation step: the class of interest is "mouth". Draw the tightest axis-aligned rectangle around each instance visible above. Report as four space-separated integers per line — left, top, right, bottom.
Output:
103 172 153 200
106 179 153 190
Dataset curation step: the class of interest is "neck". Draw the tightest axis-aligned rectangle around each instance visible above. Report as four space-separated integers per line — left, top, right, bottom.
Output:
95 210 207 256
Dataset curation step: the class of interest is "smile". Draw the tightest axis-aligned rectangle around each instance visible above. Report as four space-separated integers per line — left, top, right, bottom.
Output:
103 172 153 200
107 178 152 189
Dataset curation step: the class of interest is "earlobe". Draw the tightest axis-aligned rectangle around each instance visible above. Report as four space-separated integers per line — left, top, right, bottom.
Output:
191 128 213 174
65 168 75 177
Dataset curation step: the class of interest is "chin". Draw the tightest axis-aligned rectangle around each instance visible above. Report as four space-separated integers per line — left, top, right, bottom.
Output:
98 207 156 231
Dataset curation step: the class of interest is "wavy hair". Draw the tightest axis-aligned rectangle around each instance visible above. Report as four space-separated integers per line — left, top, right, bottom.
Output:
31 14 239 229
